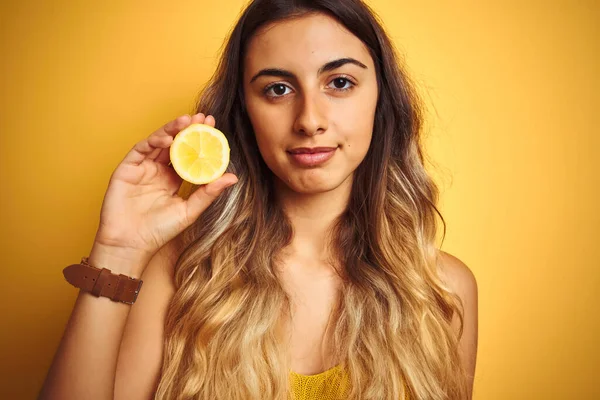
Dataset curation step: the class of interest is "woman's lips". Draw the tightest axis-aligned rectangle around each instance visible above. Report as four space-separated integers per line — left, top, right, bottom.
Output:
286 147 337 167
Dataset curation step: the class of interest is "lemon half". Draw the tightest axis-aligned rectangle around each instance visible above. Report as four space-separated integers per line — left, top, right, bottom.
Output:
169 123 230 185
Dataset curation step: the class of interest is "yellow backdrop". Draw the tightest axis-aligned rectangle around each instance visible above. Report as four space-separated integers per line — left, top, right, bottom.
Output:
1 1 597 399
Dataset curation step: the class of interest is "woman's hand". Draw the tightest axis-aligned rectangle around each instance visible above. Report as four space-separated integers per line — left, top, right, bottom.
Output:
91 113 237 274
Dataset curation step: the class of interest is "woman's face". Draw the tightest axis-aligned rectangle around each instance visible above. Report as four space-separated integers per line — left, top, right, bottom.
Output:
243 12 378 195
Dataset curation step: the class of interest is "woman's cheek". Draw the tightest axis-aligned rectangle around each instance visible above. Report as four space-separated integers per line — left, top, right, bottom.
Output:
344 133 372 168
336 109 375 164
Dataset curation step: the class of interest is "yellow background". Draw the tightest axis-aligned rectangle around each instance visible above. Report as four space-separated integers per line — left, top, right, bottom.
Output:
1 1 598 399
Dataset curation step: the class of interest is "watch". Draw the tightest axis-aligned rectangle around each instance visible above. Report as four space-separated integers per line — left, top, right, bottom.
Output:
63 257 143 305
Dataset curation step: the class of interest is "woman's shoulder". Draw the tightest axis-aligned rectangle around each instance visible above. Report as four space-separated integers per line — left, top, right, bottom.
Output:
437 250 478 299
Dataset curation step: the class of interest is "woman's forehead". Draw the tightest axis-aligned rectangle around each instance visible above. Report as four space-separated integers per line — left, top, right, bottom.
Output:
244 13 373 76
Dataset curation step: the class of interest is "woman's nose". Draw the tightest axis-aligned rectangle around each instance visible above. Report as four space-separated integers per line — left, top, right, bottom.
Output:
293 91 329 137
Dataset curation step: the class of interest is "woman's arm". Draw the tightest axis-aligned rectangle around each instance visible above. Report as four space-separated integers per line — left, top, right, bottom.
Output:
39 239 178 400
113 240 178 400
39 244 149 400
439 251 479 399
39 112 235 400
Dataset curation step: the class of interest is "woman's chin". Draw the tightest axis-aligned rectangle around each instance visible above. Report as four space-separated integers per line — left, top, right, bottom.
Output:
276 173 353 196
288 184 337 195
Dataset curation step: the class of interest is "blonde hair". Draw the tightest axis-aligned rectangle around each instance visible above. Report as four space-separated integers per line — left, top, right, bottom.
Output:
156 0 467 399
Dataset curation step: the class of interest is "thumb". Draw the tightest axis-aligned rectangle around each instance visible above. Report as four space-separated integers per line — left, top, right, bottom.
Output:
185 173 238 221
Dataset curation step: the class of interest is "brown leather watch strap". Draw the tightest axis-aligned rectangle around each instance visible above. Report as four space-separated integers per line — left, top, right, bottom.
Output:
63 257 143 305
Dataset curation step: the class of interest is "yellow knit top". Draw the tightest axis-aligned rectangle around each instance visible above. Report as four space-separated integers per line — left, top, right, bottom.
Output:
290 366 409 400
289 365 348 400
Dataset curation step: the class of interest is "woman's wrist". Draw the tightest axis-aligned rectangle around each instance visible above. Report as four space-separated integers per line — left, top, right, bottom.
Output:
88 242 151 279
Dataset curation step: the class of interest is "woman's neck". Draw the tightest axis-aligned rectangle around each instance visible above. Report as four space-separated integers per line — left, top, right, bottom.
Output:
275 175 352 263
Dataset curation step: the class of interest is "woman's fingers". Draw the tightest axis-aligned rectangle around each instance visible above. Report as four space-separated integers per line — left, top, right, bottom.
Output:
163 114 192 136
155 113 215 165
122 113 215 166
149 114 200 162
121 115 189 165
154 147 173 165
191 113 206 124
205 115 215 127
147 135 173 161
185 173 238 222
121 138 160 166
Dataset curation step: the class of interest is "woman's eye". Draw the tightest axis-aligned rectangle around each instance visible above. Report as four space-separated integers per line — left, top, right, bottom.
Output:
328 77 354 91
265 84 292 97
264 78 354 98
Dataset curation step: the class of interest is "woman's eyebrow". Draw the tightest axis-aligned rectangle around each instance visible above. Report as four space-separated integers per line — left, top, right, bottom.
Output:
250 68 294 83
249 57 368 83
319 57 367 74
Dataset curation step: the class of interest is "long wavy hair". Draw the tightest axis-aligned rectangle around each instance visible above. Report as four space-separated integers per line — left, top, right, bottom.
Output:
156 0 466 399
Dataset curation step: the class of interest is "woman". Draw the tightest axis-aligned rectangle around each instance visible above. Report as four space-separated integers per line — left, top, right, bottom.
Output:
41 0 478 399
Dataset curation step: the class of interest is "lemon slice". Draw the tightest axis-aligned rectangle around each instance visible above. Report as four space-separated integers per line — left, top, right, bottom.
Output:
169 123 230 185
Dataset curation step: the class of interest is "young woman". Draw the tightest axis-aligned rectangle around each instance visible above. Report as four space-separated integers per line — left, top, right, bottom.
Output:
40 0 478 399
